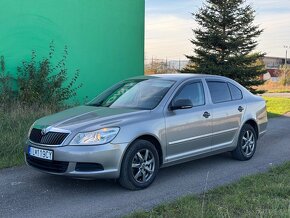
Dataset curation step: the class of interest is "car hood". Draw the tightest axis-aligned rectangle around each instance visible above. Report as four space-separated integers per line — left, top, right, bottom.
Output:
34 106 150 132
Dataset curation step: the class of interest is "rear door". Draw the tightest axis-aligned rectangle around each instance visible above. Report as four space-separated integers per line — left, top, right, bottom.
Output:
206 80 245 149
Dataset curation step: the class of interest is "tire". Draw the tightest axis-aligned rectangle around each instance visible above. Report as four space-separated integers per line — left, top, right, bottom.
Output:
118 139 159 190
232 124 257 161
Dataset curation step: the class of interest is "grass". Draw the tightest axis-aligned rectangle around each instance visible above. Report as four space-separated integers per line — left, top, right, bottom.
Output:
128 162 290 218
263 97 290 118
0 103 61 169
267 90 290 93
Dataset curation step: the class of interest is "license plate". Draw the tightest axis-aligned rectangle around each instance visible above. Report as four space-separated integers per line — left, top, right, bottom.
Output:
28 147 53 161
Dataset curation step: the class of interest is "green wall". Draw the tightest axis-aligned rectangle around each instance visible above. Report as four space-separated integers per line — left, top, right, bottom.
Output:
0 0 145 102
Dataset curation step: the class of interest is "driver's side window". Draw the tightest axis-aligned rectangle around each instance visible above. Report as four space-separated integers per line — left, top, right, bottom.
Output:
174 82 205 107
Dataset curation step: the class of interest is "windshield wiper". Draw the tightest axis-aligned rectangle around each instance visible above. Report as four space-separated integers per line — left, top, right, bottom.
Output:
87 100 106 107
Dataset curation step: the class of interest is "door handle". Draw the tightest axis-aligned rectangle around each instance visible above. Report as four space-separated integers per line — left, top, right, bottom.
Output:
203 111 211 118
238 106 244 112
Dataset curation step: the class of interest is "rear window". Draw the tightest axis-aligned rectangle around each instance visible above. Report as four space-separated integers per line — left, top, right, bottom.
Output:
207 81 231 103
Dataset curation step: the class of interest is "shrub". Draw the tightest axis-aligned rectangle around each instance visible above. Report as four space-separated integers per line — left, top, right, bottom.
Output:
16 42 82 106
0 56 15 105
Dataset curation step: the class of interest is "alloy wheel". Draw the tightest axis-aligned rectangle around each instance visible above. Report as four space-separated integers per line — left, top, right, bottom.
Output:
131 149 155 183
241 130 255 157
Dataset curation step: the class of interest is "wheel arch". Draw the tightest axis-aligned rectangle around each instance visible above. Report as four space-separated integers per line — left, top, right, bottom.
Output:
243 119 259 139
123 134 164 167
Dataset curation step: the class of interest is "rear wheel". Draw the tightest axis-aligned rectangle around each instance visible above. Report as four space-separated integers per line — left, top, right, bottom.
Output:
232 124 257 161
118 139 159 190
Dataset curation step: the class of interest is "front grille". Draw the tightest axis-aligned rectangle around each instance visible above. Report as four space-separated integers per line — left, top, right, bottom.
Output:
26 154 69 173
29 128 69 145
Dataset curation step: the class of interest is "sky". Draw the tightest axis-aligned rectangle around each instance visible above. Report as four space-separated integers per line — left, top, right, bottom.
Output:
145 0 290 61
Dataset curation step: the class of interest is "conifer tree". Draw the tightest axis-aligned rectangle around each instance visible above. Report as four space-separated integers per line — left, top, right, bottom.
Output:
182 0 266 93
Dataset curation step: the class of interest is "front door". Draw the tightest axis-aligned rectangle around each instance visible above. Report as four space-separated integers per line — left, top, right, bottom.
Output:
164 80 212 162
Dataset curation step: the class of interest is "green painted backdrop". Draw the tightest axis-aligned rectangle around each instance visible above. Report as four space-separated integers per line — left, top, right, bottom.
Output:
0 0 145 102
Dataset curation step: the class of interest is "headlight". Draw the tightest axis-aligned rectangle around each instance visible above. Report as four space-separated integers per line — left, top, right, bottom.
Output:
69 128 120 145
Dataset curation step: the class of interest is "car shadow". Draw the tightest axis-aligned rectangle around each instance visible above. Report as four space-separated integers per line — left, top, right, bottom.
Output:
32 152 234 193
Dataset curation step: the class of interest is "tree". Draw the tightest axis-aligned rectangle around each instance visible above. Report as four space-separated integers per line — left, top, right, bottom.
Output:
182 0 266 93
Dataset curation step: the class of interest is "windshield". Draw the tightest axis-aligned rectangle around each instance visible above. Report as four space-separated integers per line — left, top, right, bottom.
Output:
88 79 175 110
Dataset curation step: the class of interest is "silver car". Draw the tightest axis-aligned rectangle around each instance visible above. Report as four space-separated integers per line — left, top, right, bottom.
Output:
25 74 267 190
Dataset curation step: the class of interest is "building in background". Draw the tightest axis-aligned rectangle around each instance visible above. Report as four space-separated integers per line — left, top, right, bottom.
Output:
0 0 145 101
262 56 290 82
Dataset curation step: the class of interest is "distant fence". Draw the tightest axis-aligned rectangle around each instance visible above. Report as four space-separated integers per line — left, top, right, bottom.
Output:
145 58 189 71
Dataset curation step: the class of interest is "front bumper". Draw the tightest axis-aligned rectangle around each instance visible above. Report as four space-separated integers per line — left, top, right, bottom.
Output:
24 141 128 179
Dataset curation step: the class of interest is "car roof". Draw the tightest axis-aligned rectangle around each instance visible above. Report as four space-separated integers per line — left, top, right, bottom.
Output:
127 73 250 96
130 73 230 82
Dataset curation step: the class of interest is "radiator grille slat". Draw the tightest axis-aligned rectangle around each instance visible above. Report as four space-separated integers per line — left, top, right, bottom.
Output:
30 128 69 145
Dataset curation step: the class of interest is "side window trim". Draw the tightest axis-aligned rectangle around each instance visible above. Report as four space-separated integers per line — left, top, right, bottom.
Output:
206 80 232 104
227 82 243 101
170 79 206 109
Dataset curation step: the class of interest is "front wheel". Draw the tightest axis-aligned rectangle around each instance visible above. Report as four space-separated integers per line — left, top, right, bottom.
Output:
118 139 159 190
232 124 257 161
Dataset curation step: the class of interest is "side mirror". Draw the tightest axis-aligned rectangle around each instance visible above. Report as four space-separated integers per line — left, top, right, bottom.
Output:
170 99 193 110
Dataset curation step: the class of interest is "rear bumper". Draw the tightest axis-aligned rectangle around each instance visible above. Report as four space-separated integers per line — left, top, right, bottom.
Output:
24 141 128 179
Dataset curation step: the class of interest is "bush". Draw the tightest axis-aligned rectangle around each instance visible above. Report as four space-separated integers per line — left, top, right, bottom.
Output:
0 56 15 105
0 42 82 107
17 43 82 106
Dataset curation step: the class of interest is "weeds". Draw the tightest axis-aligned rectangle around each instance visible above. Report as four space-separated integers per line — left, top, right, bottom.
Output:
17 43 82 105
0 43 81 168
0 56 15 104
0 42 82 107
0 103 62 168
